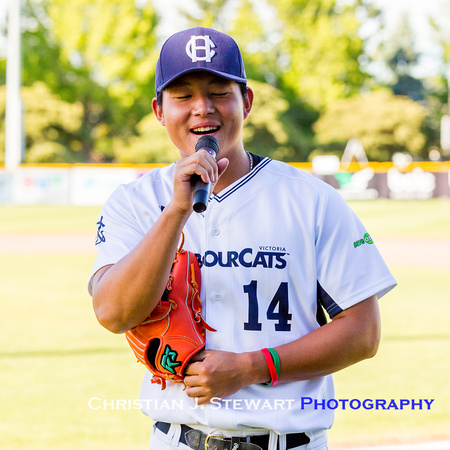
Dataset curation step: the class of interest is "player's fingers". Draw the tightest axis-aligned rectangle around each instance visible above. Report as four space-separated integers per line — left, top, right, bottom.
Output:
184 383 208 398
171 152 220 212
187 150 219 183
183 361 203 377
189 350 207 363
216 158 229 180
184 360 213 388
184 384 212 404
184 379 202 392
196 150 219 183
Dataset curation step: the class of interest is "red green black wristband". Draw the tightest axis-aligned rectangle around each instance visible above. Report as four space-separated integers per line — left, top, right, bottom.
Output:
261 347 280 386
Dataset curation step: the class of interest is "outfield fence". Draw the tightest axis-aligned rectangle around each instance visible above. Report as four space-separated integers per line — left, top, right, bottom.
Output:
0 161 449 205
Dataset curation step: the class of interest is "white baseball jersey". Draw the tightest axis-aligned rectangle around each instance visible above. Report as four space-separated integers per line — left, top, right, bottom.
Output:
90 157 396 434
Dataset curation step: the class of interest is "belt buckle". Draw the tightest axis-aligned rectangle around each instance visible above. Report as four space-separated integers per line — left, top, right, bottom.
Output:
204 433 224 449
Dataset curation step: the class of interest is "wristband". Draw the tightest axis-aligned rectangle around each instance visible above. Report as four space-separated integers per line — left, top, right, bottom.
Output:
261 347 279 386
268 348 280 377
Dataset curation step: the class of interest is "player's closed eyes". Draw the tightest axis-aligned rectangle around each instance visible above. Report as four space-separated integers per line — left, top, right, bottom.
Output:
174 92 230 99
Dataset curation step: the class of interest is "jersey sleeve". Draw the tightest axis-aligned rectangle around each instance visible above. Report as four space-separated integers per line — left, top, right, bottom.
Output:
315 184 396 318
88 184 146 293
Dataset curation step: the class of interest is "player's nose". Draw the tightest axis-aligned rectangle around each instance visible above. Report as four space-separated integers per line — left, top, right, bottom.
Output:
192 93 215 116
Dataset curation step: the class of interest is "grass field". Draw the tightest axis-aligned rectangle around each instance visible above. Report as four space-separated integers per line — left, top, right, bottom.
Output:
1 198 450 236
1 200 449 449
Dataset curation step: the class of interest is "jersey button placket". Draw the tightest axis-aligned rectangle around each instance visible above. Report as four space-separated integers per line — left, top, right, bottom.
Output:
212 227 221 302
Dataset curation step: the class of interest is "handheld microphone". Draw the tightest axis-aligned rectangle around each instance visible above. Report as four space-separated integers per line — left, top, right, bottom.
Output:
192 135 219 213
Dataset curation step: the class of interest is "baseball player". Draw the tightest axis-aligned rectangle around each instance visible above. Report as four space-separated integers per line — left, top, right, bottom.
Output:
89 27 396 450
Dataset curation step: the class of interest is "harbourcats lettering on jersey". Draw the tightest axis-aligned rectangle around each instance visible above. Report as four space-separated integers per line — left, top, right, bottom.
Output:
96 219 288 268
195 248 288 269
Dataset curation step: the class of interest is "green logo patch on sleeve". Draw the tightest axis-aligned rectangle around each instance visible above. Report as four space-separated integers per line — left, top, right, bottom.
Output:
354 233 373 248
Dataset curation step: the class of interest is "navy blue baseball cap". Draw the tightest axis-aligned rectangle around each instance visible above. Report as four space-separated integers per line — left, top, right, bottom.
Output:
155 27 247 95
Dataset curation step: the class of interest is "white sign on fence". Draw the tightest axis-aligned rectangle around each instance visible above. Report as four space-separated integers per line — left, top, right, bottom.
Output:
70 167 138 206
12 167 70 204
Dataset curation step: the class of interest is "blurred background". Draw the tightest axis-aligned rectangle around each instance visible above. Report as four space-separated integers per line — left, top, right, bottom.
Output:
0 1 450 449
0 0 449 168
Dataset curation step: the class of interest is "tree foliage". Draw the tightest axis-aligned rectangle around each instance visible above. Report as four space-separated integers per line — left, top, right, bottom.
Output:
373 14 425 101
112 114 179 164
266 0 370 110
429 1 450 72
183 0 231 29
428 0 450 112
1 0 448 164
47 0 158 108
216 0 279 85
0 83 83 163
186 0 370 111
314 90 428 160
14 0 159 162
243 80 315 161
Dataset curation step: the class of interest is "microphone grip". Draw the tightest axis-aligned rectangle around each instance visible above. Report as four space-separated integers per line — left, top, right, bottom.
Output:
192 136 219 213
192 177 211 213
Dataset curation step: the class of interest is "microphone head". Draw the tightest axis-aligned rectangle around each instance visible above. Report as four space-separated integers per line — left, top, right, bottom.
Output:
195 135 219 156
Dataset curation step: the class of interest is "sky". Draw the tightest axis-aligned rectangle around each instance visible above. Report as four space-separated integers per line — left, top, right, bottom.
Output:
0 0 447 78
370 0 445 78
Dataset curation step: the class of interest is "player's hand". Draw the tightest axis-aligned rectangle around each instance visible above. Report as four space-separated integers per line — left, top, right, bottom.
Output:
170 151 229 214
183 349 254 405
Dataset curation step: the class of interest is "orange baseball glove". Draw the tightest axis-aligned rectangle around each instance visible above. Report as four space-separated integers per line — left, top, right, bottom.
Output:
125 235 215 389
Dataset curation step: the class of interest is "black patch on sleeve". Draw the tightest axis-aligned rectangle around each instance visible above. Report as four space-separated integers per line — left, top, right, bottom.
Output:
317 281 343 319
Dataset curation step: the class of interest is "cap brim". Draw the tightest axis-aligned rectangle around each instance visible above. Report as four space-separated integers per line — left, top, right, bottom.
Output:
156 68 247 94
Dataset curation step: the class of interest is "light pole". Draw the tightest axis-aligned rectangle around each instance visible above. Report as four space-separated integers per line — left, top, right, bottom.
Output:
4 0 24 171
441 69 450 155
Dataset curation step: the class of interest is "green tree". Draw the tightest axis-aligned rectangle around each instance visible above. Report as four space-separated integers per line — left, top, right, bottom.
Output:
243 80 315 160
186 0 372 111
185 0 280 84
17 0 159 162
0 83 83 164
266 0 371 111
313 89 428 160
430 3 450 73
47 0 158 107
0 87 5 162
112 114 179 164
373 14 425 101
0 58 5 86
183 0 231 29
227 0 280 84
48 0 159 160
428 2 450 106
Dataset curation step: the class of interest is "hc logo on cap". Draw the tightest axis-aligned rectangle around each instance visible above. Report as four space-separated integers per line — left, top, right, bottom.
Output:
155 27 247 94
186 35 216 63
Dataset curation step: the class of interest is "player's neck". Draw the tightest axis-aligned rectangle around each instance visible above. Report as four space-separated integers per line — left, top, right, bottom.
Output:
213 150 252 194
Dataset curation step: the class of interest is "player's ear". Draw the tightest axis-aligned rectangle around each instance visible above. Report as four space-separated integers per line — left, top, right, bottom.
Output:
152 97 165 126
243 86 254 120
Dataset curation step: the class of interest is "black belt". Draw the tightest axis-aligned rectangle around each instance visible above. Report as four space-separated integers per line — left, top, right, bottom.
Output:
155 421 310 450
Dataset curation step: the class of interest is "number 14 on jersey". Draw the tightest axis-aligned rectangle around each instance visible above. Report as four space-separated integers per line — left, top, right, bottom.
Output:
243 280 292 331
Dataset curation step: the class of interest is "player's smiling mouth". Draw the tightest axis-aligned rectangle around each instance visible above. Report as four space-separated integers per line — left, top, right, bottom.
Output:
191 126 220 135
